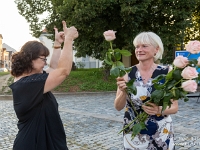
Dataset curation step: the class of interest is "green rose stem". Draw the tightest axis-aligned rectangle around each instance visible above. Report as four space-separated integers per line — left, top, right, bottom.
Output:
122 112 148 131
109 41 139 116
110 41 113 50
119 87 148 138
124 89 139 116
119 112 148 139
109 42 116 63
173 79 182 87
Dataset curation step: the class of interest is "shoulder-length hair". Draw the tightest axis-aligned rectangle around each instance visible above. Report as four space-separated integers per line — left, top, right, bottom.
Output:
11 41 49 77
133 32 164 62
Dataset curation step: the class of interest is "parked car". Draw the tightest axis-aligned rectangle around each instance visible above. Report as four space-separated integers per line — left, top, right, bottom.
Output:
0 68 8 72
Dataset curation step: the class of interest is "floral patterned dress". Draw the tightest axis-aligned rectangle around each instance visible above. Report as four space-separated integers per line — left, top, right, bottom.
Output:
123 65 175 150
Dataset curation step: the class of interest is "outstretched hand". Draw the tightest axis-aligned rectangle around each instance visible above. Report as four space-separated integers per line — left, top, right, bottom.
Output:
62 21 78 41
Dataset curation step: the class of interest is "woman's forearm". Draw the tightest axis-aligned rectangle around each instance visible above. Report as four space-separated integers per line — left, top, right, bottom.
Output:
114 89 127 111
57 39 73 75
162 100 178 116
49 45 61 69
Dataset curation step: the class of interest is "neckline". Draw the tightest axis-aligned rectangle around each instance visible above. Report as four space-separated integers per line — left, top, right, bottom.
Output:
13 76 28 84
136 65 158 84
13 71 43 83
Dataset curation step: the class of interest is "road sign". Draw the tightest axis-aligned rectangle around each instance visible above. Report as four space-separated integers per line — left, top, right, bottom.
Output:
175 51 200 60
175 51 200 73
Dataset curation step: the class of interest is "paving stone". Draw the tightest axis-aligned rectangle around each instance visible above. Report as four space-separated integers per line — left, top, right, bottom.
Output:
0 93 199 149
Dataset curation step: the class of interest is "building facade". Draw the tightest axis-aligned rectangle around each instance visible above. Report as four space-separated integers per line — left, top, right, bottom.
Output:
0 34 16 70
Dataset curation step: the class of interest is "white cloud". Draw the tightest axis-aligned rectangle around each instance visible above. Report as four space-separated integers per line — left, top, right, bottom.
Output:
0 0 39 51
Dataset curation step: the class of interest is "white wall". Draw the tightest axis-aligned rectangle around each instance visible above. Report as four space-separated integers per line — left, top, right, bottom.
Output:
39 33 53 65
39 33 103 68
122 55 131 67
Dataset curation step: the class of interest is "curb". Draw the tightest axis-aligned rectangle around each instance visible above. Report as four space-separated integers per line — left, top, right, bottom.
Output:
53 91 116 95
0 95 13 100
0 91 116 100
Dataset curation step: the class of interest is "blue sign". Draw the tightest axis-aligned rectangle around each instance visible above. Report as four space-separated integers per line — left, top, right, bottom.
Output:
175 51 200 73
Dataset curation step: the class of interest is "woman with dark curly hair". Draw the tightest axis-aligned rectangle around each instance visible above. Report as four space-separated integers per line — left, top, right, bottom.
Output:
9 21 78 150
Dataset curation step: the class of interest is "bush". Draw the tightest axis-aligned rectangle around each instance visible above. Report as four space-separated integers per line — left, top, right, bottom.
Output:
76 62 85 69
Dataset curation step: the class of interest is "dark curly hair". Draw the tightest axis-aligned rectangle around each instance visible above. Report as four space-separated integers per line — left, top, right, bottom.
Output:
11 41 49 77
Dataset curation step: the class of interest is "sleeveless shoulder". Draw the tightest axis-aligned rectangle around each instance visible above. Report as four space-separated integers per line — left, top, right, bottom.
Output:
154 65 169 76
128 66 137 80
18 73 48 83
9 72 48 87
9 73 49 94
152 65 169 84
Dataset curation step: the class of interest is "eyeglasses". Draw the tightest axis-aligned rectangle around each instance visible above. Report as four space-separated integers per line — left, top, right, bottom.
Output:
38 57 47 62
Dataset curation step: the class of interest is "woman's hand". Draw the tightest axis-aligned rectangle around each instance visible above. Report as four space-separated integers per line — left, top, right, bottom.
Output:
54 27 65 46
62 21 78 41
116 77 127 92
142 102 161 115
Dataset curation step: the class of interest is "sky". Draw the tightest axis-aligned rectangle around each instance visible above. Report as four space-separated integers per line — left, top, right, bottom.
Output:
0 1 39 51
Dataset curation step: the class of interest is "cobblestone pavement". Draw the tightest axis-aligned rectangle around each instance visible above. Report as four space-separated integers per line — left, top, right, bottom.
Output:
0 92 200 150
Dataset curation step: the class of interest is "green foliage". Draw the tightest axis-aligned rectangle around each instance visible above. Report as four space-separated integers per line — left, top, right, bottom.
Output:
104 40 136 94
0 73 13 94
54 68 117 92
0 72 10 76
185 1 200 42
15 0 200 64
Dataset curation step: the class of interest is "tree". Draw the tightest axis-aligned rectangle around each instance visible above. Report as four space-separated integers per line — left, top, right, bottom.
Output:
15 0 199 64
185 2 200 42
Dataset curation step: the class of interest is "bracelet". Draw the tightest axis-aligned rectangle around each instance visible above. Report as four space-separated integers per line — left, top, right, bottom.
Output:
161 110 167 117
156 108 167 117
156 106 163 117
53 45 61 49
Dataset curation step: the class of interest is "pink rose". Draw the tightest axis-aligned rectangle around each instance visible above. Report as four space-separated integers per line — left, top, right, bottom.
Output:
181 80 197 93
173 55 188 68
103 30 116 41
181 66 198 79
185 40 200 54
198 57 200 66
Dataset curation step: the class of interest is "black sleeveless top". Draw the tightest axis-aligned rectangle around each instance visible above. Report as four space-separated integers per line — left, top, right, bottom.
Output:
9 72 68 150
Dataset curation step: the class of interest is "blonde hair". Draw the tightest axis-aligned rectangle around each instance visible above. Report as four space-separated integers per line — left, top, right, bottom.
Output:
133 32 164 62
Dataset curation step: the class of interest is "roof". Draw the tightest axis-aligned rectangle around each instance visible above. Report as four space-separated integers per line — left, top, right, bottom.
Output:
2 43 17 52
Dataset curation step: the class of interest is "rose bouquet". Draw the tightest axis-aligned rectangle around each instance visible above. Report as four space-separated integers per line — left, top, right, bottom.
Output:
103 30 200 139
